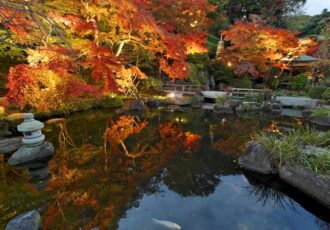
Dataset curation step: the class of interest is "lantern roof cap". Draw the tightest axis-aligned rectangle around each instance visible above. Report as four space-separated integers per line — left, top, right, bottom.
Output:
17 113 44 132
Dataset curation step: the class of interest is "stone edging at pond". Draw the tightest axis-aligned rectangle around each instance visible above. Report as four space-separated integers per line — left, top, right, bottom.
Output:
239 141 330 209
309 116 330 128
5 210 42 230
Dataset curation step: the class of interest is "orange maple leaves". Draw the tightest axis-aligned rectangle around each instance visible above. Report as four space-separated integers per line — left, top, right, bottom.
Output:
222 21 318 76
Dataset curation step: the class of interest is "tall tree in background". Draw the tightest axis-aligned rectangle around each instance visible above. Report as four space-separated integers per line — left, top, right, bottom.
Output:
301 9 330 37
221 21 317 78
223 0 307 26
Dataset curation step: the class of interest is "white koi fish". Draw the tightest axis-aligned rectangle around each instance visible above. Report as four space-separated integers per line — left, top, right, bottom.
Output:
152 218 181 230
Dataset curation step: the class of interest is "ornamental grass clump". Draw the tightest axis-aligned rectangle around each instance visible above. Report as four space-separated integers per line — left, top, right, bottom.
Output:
255 128 330 176
311 108 330 117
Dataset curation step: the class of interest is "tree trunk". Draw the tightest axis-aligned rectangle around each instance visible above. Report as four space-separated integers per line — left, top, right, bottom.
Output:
116 41 126 57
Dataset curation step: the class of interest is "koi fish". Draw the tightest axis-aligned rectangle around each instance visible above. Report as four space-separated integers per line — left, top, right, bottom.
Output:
152 218 181 229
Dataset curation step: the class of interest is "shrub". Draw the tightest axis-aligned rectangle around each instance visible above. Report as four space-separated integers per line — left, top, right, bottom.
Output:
228 78 252 88
216 96 229 105
98 95 124 108
191 95 203 105
139 77 162 93
6 64 100 113
312 108 330 117
207 60 234 83
187 53 208 70
187 63 200 85
290 74 309 90
308 85 328 99
266 77 280 90
320 77 330 87
322 88 330 102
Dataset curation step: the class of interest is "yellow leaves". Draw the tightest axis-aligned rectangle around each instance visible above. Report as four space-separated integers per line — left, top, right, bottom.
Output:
130 66 147 79
65 168 79 181
190 20 198 28
27 49 49 66
73 192 97 206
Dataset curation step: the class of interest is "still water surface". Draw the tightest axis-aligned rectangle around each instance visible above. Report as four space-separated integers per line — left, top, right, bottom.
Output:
0 109 329 229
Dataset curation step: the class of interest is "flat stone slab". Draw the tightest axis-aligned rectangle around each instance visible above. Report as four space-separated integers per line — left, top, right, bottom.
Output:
0 137 22 154
201 91 228 99
8 141 54 168
201 103 215 110
6 210 42 230
281 108 303 117
169 97 192 106
275 96 320 107
279 166 330 208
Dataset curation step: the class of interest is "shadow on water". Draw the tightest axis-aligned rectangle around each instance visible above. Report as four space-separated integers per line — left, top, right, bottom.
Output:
243 170 330 220
0 109 329 229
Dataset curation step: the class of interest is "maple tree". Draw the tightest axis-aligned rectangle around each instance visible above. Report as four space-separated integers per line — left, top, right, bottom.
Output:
221 21 317 78
6 47 100 112
0 0 66 45
1 0 212 111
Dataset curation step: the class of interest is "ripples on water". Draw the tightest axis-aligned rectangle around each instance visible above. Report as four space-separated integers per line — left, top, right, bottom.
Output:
0 109 329 229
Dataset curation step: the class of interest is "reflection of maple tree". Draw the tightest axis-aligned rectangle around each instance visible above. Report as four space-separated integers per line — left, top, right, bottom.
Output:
104 115 148 163
159 122 201 153
41 118 201 229
46 118 76 152
211 118 263 156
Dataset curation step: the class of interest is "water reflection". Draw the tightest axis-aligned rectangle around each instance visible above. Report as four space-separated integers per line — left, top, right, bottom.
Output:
41 114 203 229
46 118 76 151
0 109 329 229
243 172 296 210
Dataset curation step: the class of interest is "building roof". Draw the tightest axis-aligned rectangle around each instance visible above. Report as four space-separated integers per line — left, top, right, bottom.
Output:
292 55 319 62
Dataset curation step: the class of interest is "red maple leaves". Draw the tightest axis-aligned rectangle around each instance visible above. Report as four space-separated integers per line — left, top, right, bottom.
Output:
222 21 318 77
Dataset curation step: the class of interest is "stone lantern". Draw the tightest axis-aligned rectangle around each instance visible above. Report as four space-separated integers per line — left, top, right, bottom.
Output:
17 113 45 146
8 113 54 179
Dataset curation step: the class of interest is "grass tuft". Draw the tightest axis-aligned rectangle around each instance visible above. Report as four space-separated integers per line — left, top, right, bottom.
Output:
255 127 330 176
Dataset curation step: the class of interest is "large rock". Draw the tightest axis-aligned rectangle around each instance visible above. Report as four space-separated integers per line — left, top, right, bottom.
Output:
167 105 190 113
8 141 54 169
213 105 234 115
6 210 42 230
147 99 161 108
279 166 330 208
239 141 277 175
115 108 125 114
229 100 241 113
122 99 146 111
309 116 330 128
0 137 23 154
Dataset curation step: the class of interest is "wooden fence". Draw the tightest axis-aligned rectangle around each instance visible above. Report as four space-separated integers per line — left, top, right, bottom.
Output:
162 83 208 95
162 83 272 98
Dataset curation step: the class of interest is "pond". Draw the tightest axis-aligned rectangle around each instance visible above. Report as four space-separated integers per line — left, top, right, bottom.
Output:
0 108 329 230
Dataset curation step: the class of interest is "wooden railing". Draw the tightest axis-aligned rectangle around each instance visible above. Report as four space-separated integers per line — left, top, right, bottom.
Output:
161 83 272 97
162 83 208 95
229 88 272 98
